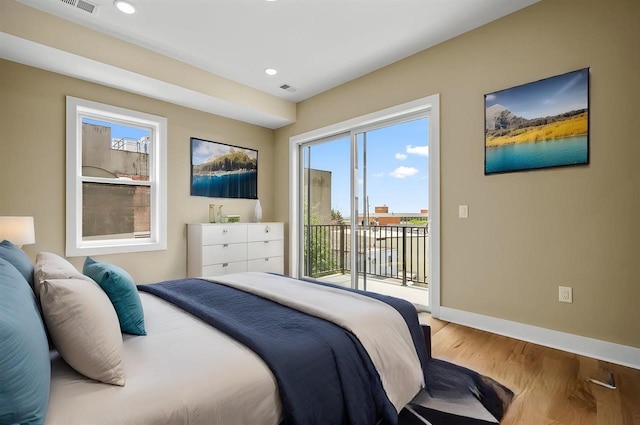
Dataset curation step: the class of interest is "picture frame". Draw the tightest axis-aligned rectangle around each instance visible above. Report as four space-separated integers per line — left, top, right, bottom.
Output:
190 137 258 199
484 68 589 175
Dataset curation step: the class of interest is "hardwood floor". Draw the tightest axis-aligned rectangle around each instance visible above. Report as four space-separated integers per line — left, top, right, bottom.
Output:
418 314 640 425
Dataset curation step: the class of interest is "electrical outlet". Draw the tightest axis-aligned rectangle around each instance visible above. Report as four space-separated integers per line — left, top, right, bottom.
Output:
559 286 573 303
458 204 469 218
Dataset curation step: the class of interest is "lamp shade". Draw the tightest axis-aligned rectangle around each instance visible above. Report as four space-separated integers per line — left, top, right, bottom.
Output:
0 216 35 246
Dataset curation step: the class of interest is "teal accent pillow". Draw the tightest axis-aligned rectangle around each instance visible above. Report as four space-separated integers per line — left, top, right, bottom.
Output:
83 257 146 336
0 257 50 424
0 239 35 291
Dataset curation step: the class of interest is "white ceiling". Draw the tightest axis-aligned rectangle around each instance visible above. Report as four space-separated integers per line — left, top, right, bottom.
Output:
14 0 538 104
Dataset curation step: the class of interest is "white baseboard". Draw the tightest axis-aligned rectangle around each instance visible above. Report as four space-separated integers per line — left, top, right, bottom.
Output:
437 307 640 370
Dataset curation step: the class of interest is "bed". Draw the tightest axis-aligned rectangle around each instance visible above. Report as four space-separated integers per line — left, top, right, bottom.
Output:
0 246 431 425
47 289 283 425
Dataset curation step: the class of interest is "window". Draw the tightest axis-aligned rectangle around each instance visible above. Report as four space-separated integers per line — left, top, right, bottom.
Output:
289 94 441 315
66 96 167 256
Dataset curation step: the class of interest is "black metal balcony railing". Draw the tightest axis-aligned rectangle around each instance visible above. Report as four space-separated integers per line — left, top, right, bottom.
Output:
304 224 428 286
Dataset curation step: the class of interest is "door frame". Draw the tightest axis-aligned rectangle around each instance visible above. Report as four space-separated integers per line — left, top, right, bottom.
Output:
289 94 441 316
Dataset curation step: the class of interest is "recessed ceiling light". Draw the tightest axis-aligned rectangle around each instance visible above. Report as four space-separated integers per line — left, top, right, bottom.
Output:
114 0 136 14
265 68 278 76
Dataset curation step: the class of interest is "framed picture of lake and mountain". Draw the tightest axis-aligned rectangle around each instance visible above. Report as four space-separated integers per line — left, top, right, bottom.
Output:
484 68 589 175
190 138 258 199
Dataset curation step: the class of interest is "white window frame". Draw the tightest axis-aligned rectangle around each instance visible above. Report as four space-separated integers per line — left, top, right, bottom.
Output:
289 94 440 316
65 96 167 256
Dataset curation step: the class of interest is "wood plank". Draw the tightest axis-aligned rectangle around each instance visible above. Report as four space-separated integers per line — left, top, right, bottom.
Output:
418 314 640 424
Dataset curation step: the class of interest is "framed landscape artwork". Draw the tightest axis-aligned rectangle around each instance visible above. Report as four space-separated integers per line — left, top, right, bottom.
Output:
484 68 589 175
190 137 258 199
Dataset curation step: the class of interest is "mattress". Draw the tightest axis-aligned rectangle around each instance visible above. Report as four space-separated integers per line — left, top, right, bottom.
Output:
45 272 426 425
46 292 282 425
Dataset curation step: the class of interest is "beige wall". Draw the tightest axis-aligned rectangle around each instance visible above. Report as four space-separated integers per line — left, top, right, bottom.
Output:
0 59 275 284
1 0 638 350
274 0 640 348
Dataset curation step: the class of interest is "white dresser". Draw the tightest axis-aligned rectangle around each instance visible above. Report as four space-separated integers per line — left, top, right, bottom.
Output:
187 222 284 278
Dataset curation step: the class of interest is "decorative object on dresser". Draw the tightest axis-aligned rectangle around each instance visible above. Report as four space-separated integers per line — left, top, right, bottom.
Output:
190 137 258 199
187 222 284 277
217 204 224 222
254 199 263 222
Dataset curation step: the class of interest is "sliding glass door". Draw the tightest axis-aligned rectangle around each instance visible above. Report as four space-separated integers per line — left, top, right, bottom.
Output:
298 113 431 311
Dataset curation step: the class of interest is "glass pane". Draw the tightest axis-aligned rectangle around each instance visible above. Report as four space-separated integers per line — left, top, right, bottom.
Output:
356 117 430 308
82 182 151 240
302 136 351 283
81 118 151 181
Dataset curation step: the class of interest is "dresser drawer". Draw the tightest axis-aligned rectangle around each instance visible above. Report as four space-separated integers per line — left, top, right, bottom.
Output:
202 243 247 265
188 222 284 278
202 261 247 277
247 240 284 260
247 256 283 274
201 224 247 245
247 223 284 242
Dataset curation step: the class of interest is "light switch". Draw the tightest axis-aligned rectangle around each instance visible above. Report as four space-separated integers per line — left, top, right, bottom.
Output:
458 204 469 219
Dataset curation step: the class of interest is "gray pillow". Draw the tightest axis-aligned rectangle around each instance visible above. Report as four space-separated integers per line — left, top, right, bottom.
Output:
34 252 92 298
34 252 126 385
38 277 126 386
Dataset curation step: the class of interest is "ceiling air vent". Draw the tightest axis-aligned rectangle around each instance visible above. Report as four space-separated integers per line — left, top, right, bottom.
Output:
280 84 297 93
59 0 99 14
76 0 97 13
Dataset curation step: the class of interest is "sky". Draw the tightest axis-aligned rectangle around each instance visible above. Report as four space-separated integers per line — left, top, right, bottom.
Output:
306 117 429 216
485 68 589 119
82 117 150 140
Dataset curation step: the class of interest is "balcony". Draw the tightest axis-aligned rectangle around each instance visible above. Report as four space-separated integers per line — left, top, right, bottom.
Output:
304 224 429 310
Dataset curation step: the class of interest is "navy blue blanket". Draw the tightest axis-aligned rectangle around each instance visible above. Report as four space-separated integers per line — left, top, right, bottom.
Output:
138 278 398 425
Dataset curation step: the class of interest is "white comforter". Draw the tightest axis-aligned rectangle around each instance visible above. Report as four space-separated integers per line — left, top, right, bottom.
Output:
46 292 281 425
46 272 424 424
210 272 424 412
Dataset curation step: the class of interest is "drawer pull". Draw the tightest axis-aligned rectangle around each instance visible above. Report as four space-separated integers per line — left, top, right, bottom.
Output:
222 263 229 268
223 229 228 234
265 258 269 262
223 244 229 248
264 241 269 244
265 226 270 233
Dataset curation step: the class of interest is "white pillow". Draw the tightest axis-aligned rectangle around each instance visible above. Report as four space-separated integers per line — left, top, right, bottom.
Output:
39 277 126 386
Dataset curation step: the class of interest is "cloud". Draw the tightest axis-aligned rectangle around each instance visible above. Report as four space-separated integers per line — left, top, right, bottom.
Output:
395 153 407 160
556 72 584 97
485 94 496 101
371 172 385 177
193 140 221 156
389 166 419 179
406 145 429 156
